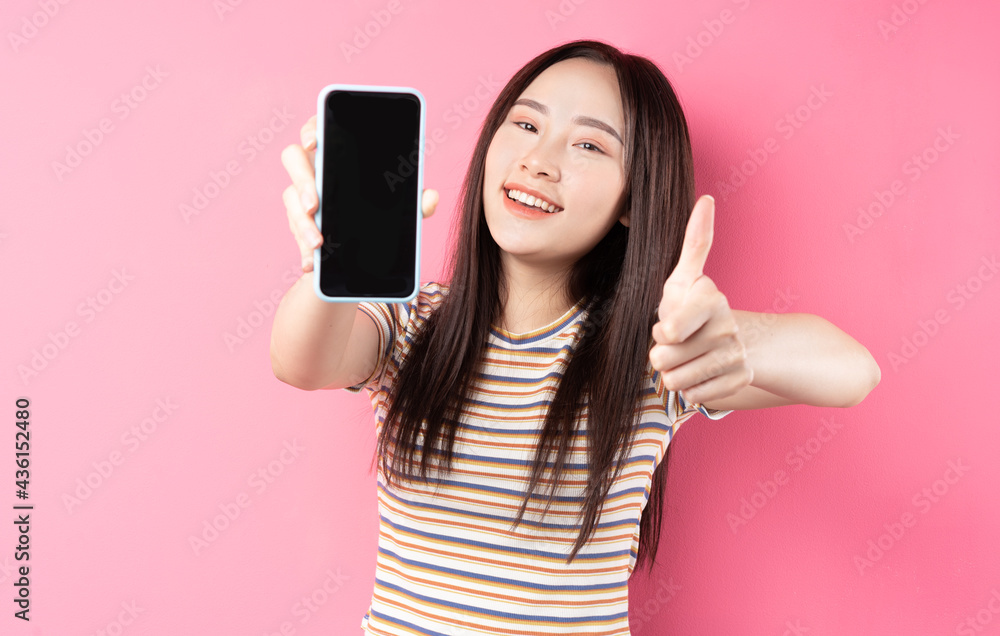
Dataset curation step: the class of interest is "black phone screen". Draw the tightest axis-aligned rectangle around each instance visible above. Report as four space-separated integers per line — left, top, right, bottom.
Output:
317 90 421 299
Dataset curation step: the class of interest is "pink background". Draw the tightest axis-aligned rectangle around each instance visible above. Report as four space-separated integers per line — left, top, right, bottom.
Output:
2 0 998 634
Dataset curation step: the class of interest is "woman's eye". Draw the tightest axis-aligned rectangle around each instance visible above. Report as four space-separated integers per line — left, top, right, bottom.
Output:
514 122 603 154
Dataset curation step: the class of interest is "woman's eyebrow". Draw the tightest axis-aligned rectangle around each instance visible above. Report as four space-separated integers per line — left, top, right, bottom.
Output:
513 98 623 147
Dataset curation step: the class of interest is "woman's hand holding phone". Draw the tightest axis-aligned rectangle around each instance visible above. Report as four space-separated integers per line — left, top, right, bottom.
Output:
280 114 439 274
271 113 435 390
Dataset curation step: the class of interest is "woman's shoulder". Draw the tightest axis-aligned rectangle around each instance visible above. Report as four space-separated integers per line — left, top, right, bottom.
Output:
404 280 451 318
417 280 450 303
420 280 450 295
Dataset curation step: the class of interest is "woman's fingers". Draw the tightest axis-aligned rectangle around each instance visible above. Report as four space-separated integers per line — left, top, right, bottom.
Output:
280 140 322 272
282 183 317 272
656 336 747 396
284 113 434 273
280 141 316 206
280 143 319 219
301 115 316 150
680 363 752 405
422 189 439 218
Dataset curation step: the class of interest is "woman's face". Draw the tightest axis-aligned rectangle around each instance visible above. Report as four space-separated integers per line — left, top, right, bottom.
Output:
483 57 628 273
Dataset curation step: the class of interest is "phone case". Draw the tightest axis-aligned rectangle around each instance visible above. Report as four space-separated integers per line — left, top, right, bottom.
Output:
313 83 425 304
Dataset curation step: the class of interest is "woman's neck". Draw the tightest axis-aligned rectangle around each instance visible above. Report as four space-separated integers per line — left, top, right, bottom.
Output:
497 256 575 334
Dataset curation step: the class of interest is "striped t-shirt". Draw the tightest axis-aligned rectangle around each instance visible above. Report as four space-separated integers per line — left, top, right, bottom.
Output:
345 281 732 635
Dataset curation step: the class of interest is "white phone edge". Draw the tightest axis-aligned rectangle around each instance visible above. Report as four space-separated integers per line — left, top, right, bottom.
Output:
313 83 425 304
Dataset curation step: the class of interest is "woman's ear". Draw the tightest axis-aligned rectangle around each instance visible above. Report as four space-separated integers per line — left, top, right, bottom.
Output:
618 212 629 228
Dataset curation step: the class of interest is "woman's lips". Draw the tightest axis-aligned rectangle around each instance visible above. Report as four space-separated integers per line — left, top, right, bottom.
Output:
503 187 562 212
502 188 562 219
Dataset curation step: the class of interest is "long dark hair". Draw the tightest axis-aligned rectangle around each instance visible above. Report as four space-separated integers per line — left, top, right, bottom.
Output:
375 39 695 572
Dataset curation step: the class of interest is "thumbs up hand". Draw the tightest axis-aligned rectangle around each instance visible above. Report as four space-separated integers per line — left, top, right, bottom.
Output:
649 195 753 407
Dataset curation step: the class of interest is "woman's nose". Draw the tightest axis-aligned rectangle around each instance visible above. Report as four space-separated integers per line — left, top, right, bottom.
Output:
520 136 562 179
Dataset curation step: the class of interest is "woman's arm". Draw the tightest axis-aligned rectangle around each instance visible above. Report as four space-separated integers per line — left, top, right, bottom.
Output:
695 310 881 411
650 196 880 412
270 271 377 391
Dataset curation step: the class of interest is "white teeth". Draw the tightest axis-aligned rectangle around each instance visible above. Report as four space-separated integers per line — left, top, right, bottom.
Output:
506 188 561 213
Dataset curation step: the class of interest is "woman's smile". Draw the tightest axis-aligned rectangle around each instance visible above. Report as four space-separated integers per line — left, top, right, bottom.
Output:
502 186 564 218
482 57 628 265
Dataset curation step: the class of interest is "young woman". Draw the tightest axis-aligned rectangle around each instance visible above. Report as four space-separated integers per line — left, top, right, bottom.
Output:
272 39 880 635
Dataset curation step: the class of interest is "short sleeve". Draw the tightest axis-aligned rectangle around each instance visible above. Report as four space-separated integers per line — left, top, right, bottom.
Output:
342 301 398 394
342 282 448 394
651 366 734 434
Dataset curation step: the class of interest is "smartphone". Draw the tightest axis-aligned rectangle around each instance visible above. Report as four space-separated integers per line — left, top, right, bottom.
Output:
313 84 425 303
